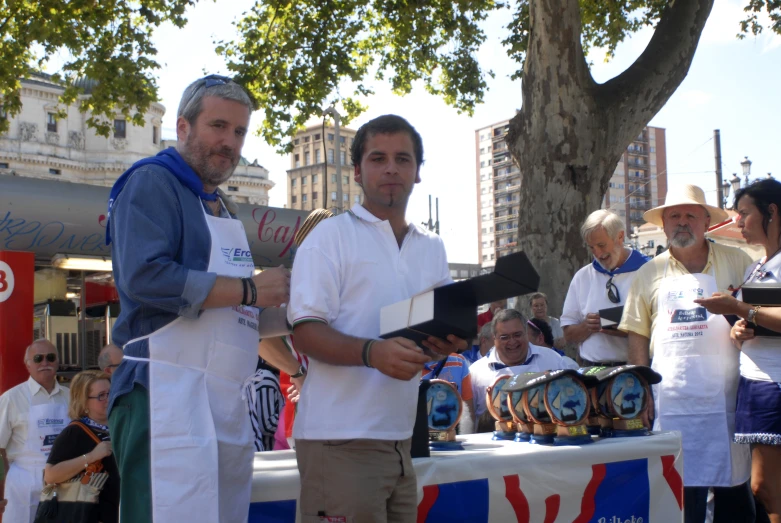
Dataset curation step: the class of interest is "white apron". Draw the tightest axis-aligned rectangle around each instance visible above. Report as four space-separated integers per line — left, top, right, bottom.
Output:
652 261 751 487
124 202 259 523
5 388 69 523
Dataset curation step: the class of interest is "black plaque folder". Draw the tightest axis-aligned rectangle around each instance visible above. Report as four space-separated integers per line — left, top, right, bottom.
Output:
599 306 624 329
379 251 540 344
733 284 781 337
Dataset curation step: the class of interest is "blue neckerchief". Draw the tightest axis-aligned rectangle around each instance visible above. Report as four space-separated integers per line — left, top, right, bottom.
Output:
591 249 649 276
489 352 536 371
423 357 449 380
105 147 218 244
80 416 110 433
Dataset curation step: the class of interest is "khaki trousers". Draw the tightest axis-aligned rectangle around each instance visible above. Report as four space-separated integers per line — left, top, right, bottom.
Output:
296 438 417 523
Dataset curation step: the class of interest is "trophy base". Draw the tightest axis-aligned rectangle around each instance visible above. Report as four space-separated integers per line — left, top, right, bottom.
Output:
514 432 532 442
430 440 465 450
587 425 601 436
530 433 555 445
429 429 457 442
492 430 516 441
553 434 594 446
612 418 649 437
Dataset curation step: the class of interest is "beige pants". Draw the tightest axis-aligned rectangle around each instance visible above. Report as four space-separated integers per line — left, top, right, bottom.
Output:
296 438 417 523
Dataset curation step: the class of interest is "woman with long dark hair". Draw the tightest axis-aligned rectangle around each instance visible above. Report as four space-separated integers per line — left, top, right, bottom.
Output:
695 178 781 522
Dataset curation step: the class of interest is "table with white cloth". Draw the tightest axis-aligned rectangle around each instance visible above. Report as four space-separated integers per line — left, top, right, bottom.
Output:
249 432 684 523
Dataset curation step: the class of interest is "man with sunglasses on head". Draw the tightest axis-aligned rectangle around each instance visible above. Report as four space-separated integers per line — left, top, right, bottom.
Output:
468 309 576 424
97 343 123 376
105 75 290 523
0 340 69 523
620 185 754 523
560 210 649 366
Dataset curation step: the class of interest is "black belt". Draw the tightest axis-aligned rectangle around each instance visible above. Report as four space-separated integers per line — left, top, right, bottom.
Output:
579 358 627 368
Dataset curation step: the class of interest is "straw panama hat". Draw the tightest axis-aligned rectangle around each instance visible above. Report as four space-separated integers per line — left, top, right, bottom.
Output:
643 184 729 227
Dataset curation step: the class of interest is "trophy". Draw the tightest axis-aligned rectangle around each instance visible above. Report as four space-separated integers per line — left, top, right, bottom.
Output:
485 375 516 440
505 369 597 445
507 388 534 442
426 379 463 449
581 365 661 438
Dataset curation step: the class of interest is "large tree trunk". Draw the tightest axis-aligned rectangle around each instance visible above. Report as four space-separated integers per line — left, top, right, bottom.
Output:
508 0 714 315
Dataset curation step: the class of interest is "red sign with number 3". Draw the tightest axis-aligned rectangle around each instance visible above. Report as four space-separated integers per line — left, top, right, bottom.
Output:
0 251 34 393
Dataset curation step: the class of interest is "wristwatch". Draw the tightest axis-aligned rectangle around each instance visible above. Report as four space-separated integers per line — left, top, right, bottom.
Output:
290 365 307 379
747 305 762 324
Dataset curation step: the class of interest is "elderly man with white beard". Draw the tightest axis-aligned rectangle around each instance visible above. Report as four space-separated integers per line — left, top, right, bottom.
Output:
619 184 755 523
561 210 649 366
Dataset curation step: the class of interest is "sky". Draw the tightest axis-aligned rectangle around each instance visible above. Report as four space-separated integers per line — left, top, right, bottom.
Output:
148 0 781 264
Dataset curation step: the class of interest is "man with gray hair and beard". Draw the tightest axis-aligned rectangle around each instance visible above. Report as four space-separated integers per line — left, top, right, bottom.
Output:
105 75 290 523
561 209 649 366
619 184 754 523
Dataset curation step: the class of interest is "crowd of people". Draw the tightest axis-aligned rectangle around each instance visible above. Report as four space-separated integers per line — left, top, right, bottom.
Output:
0 73 778 523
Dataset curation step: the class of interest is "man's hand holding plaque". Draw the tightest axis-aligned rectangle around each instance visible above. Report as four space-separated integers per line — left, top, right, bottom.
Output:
370 338 431 381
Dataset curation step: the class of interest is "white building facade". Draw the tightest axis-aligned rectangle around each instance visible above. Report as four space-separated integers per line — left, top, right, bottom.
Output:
0 74 273 204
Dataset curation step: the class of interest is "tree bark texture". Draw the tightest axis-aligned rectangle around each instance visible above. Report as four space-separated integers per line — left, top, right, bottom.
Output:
507 0 714 315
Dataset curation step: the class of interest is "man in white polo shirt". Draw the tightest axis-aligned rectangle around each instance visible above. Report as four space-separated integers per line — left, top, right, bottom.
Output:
288 114 466 523
469 309 575 422
561 210 649 366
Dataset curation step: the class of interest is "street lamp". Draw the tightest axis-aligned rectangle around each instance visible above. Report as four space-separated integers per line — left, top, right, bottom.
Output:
741 156 752 187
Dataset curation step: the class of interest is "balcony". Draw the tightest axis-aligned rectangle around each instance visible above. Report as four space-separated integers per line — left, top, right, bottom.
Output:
627 148 647 156
634 133 648 143
493 184 520 196
628 161 649 169
496 241 518 251
494 198 519 209
493 169 520 182
493 154 511 167
494 213 518 225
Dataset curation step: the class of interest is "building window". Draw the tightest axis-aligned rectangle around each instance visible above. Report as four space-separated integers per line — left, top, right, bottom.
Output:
304 136 310 143
343 175 349 185
294 138 300 145
331 191 337 201
331 173 337 183
304 151 310 166
340 150 346 165
315 149 321 164
328 133 334 142
339 136 346 145
294 154 300 168
0 162 9 169
49 168 61 175
152 126 159 144
291 195 297 203
312 191 318 201
113 119 126 139
343 193 348 202
47 113 57 133
302 194 308 203
301 175 307 185
314 133 321 141
328 149 335 164
227 186 239 192
0 106 6 120
291 178 297 187
354 195 360 203
312 174 318 184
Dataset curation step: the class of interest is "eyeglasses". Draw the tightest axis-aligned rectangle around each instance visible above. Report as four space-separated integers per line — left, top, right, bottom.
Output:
497 331 525 342
106 364 120 370
32 353 57 364
88 392 110 402
606 276 620 304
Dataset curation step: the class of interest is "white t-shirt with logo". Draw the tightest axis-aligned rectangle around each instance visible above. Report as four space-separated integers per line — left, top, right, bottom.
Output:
287 205 451 440
737 254 781 383
560 261 641 362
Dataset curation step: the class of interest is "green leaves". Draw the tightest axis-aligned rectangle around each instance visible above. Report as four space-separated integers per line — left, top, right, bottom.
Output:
220 0 501 151
0 0 196 136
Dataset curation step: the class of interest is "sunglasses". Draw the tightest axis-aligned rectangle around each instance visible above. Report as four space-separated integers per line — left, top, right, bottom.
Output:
181 74 232 112
88 392 110 402
606 276 620 304
32 353 57 364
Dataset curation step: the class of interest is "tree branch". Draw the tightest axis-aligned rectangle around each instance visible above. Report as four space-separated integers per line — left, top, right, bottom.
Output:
597 0 715 143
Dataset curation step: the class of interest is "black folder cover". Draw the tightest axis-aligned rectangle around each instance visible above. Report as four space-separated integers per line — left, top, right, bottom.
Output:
726 284 781 336
380 251 540 343
599 306 624 329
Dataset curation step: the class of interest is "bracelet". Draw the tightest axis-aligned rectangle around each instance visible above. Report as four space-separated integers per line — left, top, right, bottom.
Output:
240 278 249 306
83 454 89 469
290 365 307 379
246 277 257 306
361 339 376 368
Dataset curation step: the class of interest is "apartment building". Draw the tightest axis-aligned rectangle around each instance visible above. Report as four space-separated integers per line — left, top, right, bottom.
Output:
286 124 362 212
475 121 667 268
